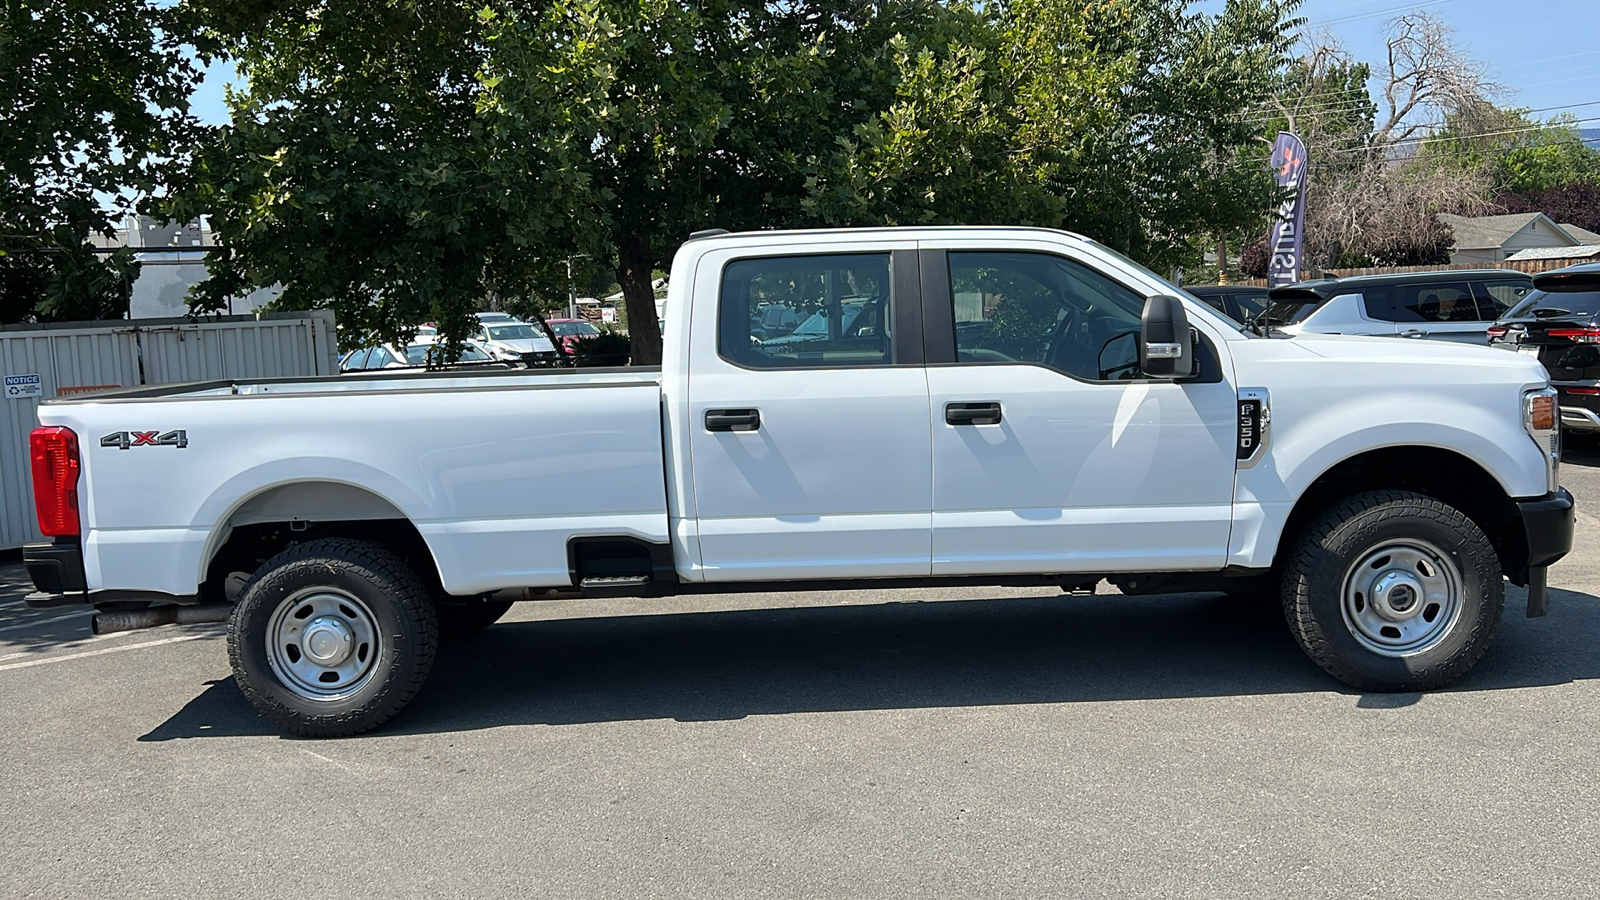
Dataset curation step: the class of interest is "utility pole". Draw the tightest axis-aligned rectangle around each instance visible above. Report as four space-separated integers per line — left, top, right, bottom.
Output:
566 257 576 320
563 254 589 320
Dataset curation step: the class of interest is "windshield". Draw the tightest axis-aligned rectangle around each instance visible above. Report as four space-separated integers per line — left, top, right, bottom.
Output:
406 343 492 365
1505 288 1600 319
1085 239 1248 333
1257 291 1328 327
486 324 543 341
551 321 601 337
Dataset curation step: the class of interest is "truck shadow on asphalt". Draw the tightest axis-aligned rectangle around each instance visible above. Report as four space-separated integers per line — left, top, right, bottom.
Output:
140 584 1600 741
1561 438 1600 468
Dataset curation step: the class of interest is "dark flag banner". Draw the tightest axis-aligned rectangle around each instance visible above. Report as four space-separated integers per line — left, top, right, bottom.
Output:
1267 132 1308 287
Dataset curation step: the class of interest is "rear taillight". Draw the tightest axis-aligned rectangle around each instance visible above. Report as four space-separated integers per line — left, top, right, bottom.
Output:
30 426 81 537
1545 326 1600 344
1487 325 1508 339
1563 386 1600 396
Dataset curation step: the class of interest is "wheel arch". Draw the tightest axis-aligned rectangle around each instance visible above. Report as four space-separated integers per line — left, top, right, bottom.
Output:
199 479 446 603
1275 445 1528 582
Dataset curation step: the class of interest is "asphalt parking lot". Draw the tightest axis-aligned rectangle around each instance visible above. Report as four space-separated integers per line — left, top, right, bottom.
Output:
3 457 1599 898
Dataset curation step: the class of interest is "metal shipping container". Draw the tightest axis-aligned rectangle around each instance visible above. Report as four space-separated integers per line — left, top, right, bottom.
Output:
1 311 338 550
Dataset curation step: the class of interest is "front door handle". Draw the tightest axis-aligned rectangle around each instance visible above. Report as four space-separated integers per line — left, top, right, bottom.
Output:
945 402 1002 426
1401 329 1426 338
705 408 761 432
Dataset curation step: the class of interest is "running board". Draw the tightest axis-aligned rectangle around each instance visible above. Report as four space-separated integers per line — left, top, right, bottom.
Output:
580 575 652 590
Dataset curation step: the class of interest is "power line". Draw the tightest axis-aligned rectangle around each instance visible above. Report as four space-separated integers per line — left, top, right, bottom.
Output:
1498 48 1600 71
1318 0 1452 26
1325 114 1600 154
1245 97 1600 131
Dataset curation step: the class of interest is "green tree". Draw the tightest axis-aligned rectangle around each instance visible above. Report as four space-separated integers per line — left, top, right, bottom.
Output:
1 0 198 322
175 0 1301 361
168 1 554 353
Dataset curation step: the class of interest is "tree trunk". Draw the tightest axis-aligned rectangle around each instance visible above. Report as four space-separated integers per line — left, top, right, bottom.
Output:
1216 233 1230 284
616 234 662 366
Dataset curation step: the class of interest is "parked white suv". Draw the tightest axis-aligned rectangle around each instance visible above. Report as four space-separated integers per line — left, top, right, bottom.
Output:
1262 270 1534 342
471 318 561 366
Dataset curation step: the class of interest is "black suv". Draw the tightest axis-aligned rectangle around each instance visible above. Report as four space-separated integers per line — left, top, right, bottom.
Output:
1489 262 1600 432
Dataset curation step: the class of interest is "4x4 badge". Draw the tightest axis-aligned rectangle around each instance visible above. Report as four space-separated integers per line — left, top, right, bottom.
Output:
101 430 187 450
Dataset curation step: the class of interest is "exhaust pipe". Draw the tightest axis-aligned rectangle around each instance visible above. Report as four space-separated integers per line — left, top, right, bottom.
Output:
92 604 233 636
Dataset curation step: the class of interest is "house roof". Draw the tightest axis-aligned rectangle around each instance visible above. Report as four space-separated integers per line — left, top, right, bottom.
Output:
1438 212 1577 250
1561 223 1600 243
1505 244 1600 261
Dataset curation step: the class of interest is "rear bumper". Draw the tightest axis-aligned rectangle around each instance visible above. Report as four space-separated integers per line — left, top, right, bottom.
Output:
1556 387 1600 431
1519 488 1575 571
24 539 87 598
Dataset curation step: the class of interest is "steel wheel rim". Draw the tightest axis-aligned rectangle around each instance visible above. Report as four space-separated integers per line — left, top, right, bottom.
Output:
1340 538 1464 658
266 587 381 700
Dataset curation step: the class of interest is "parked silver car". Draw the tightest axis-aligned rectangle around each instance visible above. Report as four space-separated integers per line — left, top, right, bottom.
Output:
472 319 562 366
1259 270 1534 343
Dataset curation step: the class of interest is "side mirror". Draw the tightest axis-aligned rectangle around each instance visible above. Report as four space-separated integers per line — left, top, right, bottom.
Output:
1140 294 1193 379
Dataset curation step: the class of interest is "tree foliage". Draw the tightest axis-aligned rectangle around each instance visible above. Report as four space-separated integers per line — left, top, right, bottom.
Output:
1498 182 1600 236
1 0 198 322
171 0 1301 359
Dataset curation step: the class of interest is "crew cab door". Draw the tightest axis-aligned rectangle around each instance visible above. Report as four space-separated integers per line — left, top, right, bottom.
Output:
919 240 1238 575
684 243 931 581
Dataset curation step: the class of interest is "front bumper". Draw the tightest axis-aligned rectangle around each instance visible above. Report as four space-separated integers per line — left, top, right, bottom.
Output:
1519 488 1575 570
1517 488 1575 617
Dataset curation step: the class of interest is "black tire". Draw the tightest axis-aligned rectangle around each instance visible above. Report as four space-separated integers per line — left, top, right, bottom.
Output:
1283 490 1503 692
228 538 438 737
433 595 514 638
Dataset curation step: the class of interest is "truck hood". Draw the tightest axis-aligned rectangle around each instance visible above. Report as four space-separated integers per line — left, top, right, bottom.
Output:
1286 332 1543 372
1231 331 1548 389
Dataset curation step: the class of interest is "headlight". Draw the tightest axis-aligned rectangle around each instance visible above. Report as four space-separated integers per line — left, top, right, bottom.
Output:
1524 386 1560 493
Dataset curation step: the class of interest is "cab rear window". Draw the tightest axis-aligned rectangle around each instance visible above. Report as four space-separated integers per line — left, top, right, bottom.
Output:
1505 288 1600 319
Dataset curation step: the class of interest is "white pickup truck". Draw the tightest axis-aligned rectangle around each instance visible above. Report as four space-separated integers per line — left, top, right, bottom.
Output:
24 226 1574 736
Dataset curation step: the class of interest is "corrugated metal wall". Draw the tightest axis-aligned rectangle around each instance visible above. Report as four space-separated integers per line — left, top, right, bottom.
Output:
0 311 338 550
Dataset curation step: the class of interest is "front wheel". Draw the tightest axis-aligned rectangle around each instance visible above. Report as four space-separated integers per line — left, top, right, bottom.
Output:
1283 491 1504 692
228 538 439 737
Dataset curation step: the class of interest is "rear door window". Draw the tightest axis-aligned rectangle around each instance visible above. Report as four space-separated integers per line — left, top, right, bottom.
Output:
719 253 895 368
1398 282 1479 323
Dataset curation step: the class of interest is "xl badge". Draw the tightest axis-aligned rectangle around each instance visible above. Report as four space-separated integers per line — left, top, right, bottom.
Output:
101 430 188 450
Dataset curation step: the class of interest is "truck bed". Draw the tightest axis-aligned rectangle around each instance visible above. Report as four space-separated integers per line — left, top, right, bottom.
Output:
38 365 670 597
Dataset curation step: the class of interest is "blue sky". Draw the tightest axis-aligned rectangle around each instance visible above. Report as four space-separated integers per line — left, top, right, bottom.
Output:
1206 0 1600 128
188 0 1600 129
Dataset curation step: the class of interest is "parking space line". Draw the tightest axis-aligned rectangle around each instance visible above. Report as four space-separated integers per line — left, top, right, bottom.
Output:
0 632 214 673
0 611 91 634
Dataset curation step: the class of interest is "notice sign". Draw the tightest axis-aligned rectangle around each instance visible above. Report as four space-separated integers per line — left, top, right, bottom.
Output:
5 374 42 399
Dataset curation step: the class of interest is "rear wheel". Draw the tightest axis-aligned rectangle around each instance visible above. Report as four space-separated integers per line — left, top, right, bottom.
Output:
228 538 438 737
1283 491 1503 692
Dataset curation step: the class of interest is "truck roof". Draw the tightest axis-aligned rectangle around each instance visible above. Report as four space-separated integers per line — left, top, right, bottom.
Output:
684 225 1094 244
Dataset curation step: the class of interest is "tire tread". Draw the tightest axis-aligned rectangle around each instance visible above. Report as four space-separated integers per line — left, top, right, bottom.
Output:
1282 490 1503 692
228 538 438 737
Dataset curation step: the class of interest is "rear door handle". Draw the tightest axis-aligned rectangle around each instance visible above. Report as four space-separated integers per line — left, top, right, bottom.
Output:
945 402 1002 425
705 408 761 432
1401 329 1426 338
